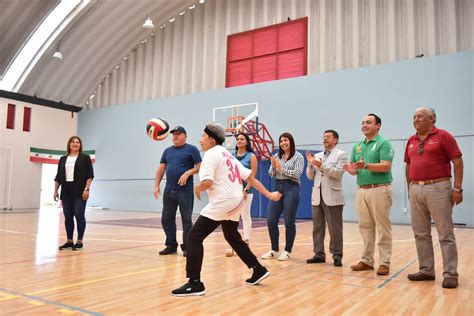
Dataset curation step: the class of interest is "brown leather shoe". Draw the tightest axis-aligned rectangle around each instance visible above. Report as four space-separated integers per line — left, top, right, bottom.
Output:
350 261 374 271
442 277 458 289
407 271 435 281
377 265 390 275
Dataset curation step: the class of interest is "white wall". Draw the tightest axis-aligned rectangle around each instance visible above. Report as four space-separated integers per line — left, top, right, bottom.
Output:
0 97 77 209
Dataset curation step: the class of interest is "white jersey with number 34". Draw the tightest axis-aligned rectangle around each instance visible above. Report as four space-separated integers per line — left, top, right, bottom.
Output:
199 145 252 221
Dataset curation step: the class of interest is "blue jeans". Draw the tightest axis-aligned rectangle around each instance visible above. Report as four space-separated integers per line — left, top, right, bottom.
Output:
267 180 300 252
162 188 194 250
61 196 87 240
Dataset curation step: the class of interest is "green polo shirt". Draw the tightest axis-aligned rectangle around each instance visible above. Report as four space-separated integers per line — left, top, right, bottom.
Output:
350 134 394 185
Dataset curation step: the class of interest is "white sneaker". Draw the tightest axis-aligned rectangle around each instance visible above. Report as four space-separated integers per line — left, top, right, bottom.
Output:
278 250 291 261
261 250 278 259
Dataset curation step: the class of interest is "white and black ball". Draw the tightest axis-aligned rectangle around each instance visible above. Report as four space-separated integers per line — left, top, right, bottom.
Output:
146 118 170 141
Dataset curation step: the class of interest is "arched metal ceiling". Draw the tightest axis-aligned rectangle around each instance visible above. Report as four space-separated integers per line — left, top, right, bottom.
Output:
2 0 196 107
0 0 60 79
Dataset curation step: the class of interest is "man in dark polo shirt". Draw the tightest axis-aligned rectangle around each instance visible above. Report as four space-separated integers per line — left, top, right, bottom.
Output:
404 107 463 289
154 126 202 257
344 113 394 276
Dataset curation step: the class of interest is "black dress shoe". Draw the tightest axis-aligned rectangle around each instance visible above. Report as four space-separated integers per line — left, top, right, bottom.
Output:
159 246 177 255
333 258 342 267
306 256 326 264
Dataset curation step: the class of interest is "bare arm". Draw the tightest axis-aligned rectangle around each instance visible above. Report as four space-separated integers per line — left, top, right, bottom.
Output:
405 163 410 187
355 160 392 173
82 178 93 200
246 175 281 201
188 162 201 176
54 181 60 201
154 163 166 199
178 162 201 186
452 156 463 205
194 179 213 200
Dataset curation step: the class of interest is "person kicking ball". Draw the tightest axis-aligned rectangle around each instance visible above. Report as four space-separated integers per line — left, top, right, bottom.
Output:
171 123 282 297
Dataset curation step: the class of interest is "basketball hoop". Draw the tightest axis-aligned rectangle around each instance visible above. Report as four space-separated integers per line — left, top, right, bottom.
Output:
226 115 244 134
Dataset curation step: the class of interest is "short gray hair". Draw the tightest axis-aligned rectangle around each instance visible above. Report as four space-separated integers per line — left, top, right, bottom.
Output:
416 107 437 124
204 123 226 145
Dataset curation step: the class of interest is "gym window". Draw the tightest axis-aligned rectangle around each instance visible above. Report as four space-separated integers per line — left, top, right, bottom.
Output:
23 107 32 132
6 103 15 129
226 17 308 88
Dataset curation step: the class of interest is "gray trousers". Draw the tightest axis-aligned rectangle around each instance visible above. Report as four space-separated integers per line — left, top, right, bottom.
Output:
409 181 458 279
312 192 343 260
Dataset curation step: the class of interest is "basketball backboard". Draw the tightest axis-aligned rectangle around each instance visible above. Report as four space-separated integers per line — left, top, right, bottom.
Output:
213 103 259 150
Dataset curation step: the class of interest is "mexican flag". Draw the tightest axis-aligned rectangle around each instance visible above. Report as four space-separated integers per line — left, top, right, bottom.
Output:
30 147 96 164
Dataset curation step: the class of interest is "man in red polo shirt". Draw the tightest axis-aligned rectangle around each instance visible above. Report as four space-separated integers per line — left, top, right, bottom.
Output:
404 107 463 289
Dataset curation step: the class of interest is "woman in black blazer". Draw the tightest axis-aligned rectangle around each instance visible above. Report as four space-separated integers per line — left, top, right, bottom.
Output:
54 136 94 251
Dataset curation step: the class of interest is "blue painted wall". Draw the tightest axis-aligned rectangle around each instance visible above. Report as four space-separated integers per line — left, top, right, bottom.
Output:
78 51 473 226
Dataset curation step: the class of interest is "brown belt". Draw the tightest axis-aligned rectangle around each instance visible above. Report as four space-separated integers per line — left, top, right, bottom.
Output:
410 177 451 185
359 183 390 189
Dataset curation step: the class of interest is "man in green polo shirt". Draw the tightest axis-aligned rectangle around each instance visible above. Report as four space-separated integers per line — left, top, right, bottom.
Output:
344 113 394 275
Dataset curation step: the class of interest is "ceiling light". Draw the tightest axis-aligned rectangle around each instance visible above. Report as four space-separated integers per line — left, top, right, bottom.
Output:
52 48 63 60
98 84 102 88
150 33 155 36
169 17 175 22
115 65 120 69
143 14 154 29
189 5 196 9
199 0 205 3
89 94 95 99
179 11 185 16
141 39 147 44
123 56 128 60
160 24 166 29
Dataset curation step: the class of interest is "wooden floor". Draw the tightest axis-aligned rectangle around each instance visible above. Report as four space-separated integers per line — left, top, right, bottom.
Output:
0 208 472 315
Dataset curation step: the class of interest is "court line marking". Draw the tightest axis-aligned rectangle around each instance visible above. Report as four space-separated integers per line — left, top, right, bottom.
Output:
1 227 419 245
1 226 427 293
22 240 374 296
0 243 160 266
376 242 440 289
0 288 102 316
4 236 397 298
21 251 233 297
376 257 418 289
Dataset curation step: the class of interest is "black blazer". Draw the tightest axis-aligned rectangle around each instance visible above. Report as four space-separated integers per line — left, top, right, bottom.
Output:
55 153 94 198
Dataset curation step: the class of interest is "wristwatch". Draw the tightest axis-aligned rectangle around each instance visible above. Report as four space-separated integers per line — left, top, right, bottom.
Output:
453 188 463 193
244 188 250 193
84 188 90 191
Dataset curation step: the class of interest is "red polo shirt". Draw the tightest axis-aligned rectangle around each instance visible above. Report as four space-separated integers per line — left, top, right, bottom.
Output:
404 127 462 181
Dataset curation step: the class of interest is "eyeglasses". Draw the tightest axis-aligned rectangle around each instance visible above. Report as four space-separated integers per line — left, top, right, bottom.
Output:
417 141 424 155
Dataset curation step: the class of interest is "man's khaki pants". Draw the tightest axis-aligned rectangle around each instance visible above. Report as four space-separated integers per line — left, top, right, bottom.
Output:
355 185 393 266
409 181 458 278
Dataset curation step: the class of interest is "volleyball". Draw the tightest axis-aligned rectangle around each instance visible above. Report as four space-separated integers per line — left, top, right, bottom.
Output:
146 118 170 141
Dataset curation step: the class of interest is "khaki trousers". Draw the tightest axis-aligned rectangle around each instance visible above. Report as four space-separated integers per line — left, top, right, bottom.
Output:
355 185 393 266
409 180 458 278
